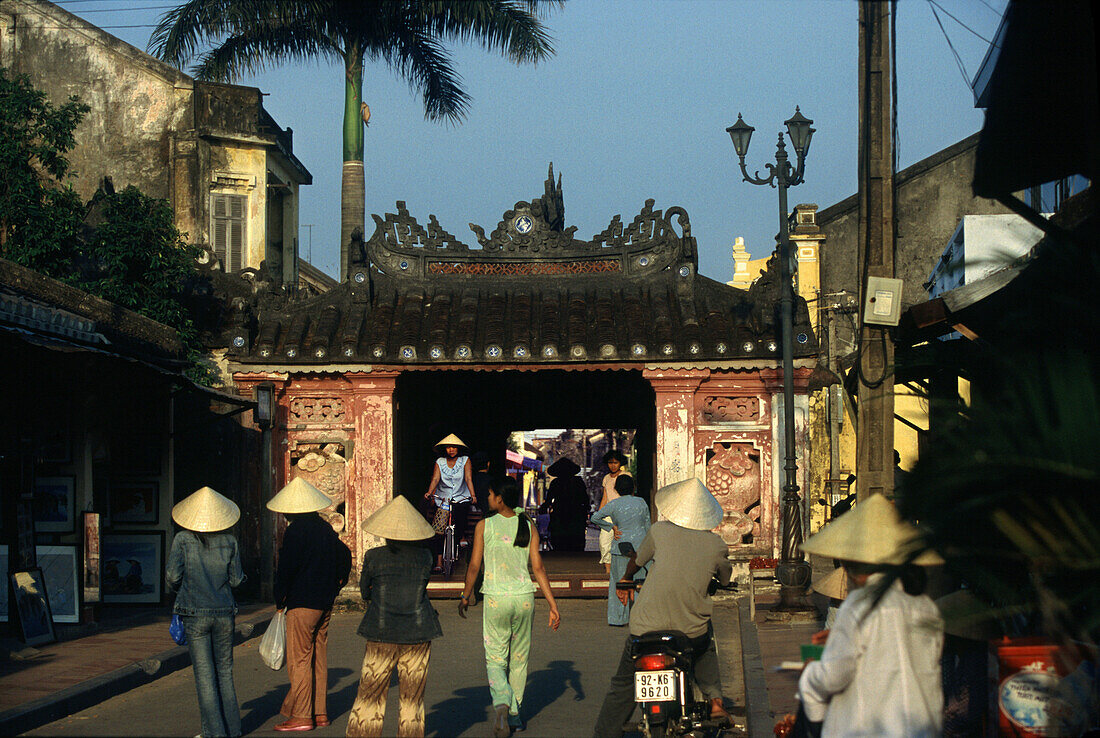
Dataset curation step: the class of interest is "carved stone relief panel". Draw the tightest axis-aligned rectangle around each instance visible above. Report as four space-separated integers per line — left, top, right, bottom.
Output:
289 397 346 424
704 442 763 545
289 441 347 533
701 396 760 423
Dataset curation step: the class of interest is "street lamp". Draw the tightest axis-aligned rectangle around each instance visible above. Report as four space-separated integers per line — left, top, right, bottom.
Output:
727 108 815 609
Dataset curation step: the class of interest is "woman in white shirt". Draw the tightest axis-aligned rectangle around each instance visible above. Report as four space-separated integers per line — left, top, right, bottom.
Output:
597 450 630 573
797 494 945 738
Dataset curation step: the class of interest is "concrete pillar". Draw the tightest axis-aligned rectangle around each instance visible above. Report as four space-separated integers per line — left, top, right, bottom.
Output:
644 369 709 492
347 371 399 566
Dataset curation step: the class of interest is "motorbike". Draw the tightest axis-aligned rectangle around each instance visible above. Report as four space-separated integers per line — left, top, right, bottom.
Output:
616 542 737 738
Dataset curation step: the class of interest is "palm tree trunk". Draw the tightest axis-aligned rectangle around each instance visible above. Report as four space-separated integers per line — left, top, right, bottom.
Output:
340 50 365 282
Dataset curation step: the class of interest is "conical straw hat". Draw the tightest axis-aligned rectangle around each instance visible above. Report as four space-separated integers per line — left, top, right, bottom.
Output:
810 566 850 600
361 495 435 540
800 493 943 566
266 477 332 514
434 433 467 450
172 486 240 532
654 478 724 531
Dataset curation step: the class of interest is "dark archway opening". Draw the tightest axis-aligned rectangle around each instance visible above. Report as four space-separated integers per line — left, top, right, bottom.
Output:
394 369 656 518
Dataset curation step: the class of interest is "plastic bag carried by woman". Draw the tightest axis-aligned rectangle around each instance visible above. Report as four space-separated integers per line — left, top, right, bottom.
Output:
260 610 286 670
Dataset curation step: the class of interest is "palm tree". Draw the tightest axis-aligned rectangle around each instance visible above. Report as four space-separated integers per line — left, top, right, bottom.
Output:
150 0 558 280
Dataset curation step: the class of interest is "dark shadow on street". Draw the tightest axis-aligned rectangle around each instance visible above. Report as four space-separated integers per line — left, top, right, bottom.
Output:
523 659 585 721
425 685 491 737
239 667 354 735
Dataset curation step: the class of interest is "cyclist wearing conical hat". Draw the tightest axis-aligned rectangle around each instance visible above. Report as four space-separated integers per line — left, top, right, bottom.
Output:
424 434 477 573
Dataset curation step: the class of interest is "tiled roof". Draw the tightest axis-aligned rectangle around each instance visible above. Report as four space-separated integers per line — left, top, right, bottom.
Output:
226 168 816 366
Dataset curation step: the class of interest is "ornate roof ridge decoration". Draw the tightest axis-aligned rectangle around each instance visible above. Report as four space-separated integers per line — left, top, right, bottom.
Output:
353 164 697 281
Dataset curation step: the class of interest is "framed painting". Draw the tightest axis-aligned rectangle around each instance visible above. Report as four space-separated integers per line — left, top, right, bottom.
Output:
0 545 8 622
108 481 159 525
36 545 79 623
11 568 56 646
102 532 163 604
83 512 101 604
33 476 75 534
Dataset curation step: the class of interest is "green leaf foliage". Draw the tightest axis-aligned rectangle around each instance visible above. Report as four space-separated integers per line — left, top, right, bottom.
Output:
0 68 213 384
0 67 89 268
84 186 201 334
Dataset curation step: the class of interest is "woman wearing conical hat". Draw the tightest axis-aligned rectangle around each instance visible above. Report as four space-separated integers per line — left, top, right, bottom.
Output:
796 493 945 738
166 486 246 738
423 434 477 573
346 496 442 737
267 478 352 732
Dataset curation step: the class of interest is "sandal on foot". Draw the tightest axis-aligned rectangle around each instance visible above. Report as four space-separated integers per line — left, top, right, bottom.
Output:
491 704 511 738
274 718 314 732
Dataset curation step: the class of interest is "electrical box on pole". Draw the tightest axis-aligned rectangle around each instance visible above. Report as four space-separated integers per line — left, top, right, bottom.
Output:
856 0 897 502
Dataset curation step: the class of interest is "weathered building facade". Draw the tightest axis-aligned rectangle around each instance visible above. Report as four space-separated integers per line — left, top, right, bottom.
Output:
223 169 819 581
0 0 312 285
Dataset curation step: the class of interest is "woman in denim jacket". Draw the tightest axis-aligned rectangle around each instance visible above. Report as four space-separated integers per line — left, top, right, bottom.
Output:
347 495 441 737
167 486 246 738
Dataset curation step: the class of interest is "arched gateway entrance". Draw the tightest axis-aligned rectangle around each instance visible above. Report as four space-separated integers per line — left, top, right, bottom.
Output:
228 167 818 590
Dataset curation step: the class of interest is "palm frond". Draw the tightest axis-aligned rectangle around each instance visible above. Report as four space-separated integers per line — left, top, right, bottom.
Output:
418 0 559 63
190 24 342 81
150 0 342 81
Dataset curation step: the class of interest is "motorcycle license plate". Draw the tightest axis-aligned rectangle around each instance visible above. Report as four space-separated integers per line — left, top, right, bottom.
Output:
634 670 676 702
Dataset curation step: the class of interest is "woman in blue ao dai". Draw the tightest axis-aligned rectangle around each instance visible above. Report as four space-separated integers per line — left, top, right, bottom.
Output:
590 475 651 626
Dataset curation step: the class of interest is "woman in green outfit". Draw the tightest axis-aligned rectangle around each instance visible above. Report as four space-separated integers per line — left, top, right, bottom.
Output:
459 477 561 737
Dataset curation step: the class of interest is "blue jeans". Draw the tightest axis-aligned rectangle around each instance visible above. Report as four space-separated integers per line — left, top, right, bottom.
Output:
182 614 241 737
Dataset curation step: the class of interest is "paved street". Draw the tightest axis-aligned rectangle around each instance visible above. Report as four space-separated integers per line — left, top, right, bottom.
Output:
28 599 745 738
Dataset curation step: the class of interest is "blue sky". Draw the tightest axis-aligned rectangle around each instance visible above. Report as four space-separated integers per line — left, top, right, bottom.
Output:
59 0 1006 281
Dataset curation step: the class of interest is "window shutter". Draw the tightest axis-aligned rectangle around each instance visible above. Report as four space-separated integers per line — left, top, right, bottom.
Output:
211 194 247 272
229 196 244 272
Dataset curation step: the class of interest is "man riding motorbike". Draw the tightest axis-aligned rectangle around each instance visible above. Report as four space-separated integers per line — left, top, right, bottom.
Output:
592 478 733 737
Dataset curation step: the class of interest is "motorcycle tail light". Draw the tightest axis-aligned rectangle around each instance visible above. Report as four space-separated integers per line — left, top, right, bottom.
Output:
635 654 675 670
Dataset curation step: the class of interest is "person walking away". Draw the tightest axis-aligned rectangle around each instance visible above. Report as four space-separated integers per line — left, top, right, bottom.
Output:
593 478 733 737
797 493 945 738
597 451 631 572
167 486 246 738
267 477 352 732
347 495 442 737
459 476 561 737
424 434 477 572
590 475 650 626
471 451 493 519
544 457 589 552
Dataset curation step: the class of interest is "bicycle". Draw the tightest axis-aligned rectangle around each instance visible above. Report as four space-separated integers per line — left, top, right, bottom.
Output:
439 500 459 579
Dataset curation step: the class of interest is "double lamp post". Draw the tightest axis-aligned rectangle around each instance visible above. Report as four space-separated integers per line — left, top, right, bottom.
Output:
726 109 815 609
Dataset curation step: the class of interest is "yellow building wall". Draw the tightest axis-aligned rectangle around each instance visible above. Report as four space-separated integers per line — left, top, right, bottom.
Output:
208 144 269 269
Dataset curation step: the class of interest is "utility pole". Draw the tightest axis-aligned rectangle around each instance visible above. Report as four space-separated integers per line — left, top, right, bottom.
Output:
856 0 896 502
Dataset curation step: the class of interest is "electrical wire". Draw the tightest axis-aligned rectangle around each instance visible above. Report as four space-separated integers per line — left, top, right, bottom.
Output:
927 0 997 46
58 5 177 13
926 0 973 93
973 0 1005 18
